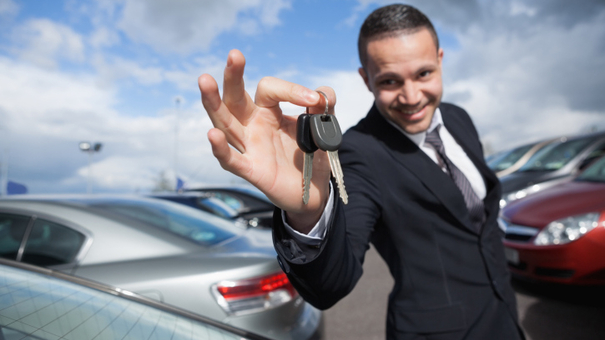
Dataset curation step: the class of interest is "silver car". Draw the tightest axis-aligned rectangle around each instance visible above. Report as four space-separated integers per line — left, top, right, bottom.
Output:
487 137 559 177
0 195 323 340
499 131 605 207
185 186 275 229
0 258 272 340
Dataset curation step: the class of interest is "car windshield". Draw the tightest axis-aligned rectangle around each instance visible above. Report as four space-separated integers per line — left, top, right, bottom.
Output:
198 197 240 219
196 188 273 213
488 143 535 171
76 197 241 246
0 263 257 340
518 136 597 172
576 156 605 183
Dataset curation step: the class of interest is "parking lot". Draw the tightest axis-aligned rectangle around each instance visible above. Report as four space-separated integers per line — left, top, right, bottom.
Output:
324 246 605 340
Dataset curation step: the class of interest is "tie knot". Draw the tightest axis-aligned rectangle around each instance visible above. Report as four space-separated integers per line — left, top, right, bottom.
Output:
424 126 443 151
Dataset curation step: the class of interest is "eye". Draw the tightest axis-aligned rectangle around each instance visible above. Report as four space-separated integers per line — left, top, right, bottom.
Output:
378 79 398 87
419 70 431 78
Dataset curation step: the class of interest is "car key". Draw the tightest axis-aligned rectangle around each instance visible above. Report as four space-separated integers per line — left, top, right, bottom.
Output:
310 112 348 205
297 111 318 204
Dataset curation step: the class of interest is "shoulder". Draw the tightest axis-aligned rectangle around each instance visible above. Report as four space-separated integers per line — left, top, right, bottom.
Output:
440 102 478 134
341 111 389 155
440 102 471 120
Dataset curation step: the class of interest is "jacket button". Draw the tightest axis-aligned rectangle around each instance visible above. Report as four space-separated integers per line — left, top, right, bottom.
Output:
277 256 290 273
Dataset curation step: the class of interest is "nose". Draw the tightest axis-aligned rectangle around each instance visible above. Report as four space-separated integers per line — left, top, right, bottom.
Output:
397 82 421 106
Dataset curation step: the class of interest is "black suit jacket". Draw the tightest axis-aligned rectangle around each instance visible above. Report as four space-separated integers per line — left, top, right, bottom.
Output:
273 103 523 339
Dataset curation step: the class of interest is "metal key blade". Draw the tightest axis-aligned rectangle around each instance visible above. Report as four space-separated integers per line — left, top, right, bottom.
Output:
327 150 348 204
303 152 314 204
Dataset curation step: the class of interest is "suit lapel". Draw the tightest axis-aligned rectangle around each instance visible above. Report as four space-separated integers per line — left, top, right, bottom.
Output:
363 106 478 234
440 107 501 222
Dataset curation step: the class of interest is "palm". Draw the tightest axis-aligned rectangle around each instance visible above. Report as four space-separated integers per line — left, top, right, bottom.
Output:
237 106 331 212
199 50 333 220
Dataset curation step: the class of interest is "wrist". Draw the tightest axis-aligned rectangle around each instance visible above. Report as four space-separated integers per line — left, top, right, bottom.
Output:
285 182 331 234
286 208 325 234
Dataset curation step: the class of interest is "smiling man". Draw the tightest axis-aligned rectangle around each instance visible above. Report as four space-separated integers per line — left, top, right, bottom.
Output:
200 4 524 340
358 27 443 135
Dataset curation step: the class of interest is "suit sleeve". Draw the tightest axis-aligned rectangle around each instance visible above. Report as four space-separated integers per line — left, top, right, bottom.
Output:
272 138 382 310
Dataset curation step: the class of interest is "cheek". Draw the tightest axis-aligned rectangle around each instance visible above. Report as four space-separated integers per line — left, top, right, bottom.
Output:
424 80 443 101
374 90 398 109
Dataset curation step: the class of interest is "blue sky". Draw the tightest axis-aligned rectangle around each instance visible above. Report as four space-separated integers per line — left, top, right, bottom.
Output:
1 0 604 195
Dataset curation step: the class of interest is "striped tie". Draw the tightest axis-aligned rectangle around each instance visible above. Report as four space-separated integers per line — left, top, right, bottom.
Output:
425 126 485 232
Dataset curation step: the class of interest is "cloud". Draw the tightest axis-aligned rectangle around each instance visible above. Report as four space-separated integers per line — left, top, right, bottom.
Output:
9 19 85 69
305 71 375 132
0 57 115 121
438 3 605 151
0 0 19 16
115 0 292 55
4 0 604 195
0 54 233 193
91 54 164 87
349 0 605 153
0 0 17 16
89 26 121 49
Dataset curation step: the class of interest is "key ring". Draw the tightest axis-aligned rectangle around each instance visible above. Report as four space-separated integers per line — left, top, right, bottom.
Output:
305 90 329 116
316 91 329 117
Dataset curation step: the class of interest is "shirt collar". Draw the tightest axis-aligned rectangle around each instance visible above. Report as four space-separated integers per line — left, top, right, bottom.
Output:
385 107 443 147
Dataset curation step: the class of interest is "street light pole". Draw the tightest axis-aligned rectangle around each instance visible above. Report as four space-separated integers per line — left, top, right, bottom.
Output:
79 142 102 194
174 97 181 178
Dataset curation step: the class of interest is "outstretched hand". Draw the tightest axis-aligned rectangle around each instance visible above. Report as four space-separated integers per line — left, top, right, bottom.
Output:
199 50 335 232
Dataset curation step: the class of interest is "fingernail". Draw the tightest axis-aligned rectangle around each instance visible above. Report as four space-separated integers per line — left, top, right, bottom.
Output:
226 56 233 67
305 90 319 102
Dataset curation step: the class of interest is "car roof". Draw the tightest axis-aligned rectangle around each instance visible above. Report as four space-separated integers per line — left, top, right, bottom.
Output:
500 132 605 190
184 185 271 202
0 195 246 265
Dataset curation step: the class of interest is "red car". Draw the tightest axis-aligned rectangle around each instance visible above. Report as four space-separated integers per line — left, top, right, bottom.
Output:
500 156 605 285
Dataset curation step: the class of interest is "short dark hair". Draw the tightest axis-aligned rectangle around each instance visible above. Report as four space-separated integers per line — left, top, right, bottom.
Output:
358 4 439 68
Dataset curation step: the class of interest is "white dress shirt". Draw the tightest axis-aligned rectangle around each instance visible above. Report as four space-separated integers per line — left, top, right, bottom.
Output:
283 108 486 244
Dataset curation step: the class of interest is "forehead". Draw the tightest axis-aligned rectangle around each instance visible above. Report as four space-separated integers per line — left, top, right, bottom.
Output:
364 29 439 75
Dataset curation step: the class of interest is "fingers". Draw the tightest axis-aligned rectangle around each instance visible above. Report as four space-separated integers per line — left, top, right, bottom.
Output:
199 73 246 152
255 76 320 111
207 128 248 176
310 86 337 115
223 50 255 123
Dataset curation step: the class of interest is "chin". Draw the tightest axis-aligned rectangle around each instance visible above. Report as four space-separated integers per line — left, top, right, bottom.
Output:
397 116 432 134
402 124 429 135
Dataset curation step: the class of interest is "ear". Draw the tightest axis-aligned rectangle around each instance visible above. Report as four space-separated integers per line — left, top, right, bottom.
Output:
358 67 372 92
438 48 444 67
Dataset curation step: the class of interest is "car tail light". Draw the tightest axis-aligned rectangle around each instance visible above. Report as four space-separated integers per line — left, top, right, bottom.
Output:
212 272 299 315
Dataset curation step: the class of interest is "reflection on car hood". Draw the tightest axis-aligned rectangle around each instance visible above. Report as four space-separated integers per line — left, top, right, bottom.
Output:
73 229 278 286
502 181 605 228
499 170 560 194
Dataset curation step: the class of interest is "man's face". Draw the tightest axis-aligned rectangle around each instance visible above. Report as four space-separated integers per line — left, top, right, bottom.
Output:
359 29 443 134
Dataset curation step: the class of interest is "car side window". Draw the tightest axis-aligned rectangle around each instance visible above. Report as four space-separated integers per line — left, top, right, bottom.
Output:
579 141 605 170
21 218 85 267
0 213 31 260
588 141 605 160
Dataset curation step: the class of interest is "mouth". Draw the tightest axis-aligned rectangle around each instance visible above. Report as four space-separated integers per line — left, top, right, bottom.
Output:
392 103 428 120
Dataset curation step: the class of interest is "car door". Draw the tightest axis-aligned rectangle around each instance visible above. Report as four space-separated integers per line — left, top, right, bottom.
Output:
0 211 87 271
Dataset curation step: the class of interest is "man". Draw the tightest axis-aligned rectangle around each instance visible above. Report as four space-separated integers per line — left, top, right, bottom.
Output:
199 4 524 340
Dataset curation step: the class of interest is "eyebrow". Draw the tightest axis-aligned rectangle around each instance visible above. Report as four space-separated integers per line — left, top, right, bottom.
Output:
374 72 401 80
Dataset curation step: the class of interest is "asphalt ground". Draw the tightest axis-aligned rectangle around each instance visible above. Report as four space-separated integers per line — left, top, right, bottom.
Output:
323 245 605 340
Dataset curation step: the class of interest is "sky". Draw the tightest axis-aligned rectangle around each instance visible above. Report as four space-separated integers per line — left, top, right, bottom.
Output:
0 0 604 195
